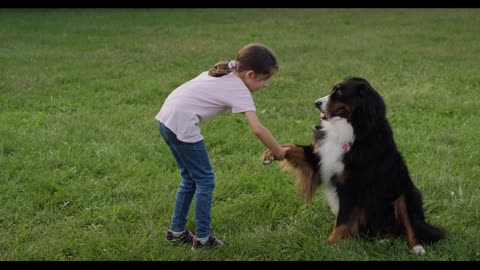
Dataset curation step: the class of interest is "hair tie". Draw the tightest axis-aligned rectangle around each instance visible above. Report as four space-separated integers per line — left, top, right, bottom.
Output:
228 60 237 70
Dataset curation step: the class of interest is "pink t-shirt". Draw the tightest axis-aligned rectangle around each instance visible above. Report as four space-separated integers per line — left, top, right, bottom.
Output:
156 71 256 143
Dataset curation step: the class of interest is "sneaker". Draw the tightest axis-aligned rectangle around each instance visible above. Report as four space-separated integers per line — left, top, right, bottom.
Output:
192 235 224 249
166 230 195 245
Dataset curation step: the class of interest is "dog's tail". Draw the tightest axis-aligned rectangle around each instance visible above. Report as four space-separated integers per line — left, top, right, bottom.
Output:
406 187 446 244
281 145 320 205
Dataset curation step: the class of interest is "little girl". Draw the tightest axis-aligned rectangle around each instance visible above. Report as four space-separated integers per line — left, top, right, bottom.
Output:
156 43 289 249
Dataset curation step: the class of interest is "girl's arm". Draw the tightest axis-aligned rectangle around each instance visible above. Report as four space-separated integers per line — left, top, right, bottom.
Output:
244 110 288 160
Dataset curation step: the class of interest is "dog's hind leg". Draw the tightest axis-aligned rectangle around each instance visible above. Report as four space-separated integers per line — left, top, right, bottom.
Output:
393 194 425 254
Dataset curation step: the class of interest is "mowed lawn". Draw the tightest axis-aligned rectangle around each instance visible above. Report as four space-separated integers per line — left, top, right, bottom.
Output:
0 8 479 261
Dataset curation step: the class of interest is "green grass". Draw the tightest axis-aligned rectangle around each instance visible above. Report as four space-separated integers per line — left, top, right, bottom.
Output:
0 8 479 261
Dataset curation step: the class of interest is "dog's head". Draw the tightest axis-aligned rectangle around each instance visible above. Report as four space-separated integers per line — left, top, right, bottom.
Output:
315 77 386 137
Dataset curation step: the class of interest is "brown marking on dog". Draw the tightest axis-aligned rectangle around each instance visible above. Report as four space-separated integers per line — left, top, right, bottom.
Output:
334 171 348 186
327 208 365 244
394 194 419 247
281 145 318 205
327 102 352 122
327 224 350 244
262 144 319 204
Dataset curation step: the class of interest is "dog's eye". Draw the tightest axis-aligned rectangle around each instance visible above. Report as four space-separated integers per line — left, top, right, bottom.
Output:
336 89 343 96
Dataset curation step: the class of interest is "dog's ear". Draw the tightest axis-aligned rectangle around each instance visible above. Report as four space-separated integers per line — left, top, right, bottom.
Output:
357 82 366 98
351 80 386 140
360 85 385 120
369 86 386 119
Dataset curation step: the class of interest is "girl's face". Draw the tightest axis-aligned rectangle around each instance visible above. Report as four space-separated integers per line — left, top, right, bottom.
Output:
243 70 272 92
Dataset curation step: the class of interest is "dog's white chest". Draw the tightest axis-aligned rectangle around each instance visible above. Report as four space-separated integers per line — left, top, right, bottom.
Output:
314 119 354 215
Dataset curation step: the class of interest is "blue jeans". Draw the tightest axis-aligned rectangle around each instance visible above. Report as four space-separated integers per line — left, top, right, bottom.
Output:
158 122 215 239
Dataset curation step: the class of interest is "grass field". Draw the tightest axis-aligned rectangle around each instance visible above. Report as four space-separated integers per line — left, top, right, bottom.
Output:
0 8 479 261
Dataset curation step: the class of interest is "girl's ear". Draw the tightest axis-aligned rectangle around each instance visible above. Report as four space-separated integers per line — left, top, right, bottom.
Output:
245 70 256 79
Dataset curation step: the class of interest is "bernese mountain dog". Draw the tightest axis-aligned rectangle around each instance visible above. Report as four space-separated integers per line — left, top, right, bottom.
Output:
262 77 445 254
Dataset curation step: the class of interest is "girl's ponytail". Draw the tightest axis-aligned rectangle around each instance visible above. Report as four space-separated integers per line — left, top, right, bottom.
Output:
208 61 234 77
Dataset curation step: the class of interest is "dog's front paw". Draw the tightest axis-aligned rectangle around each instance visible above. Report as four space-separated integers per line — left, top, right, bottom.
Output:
261 150 275 165
326 231 346 244
326 235 340 245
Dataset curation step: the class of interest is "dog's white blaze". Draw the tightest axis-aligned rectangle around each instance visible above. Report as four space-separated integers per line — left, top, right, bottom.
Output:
314 116 354 216
315 95 329 112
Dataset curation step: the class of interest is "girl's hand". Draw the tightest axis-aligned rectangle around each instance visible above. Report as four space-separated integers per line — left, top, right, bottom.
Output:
262 146 290 165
